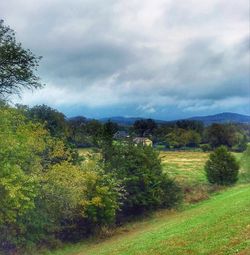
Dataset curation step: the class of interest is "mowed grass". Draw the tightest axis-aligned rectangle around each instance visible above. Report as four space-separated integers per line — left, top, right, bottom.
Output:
45 184 250 255
237 147 250 183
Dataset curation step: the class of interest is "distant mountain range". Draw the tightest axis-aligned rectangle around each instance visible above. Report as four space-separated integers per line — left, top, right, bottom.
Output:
187 112 250 125
99 116 166 125
99 112 250 126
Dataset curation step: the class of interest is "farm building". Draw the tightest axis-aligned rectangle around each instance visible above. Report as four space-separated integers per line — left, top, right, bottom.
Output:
133 137 153 146
113 131 130 139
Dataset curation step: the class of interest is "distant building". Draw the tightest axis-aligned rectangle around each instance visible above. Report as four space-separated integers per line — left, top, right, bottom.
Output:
113 131 130 140
133 137 153 146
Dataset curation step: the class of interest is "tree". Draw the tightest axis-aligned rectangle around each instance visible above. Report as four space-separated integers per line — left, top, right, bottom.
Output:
206 123 236 148
0 105 122 251
133 119 157 137
205 146 239 185
101 120 118 161
104 143 182 216
0 20 42 97
26 104 69 138
176 120 204 134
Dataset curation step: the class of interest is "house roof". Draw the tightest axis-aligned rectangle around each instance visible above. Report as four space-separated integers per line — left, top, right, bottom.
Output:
133 137 152 143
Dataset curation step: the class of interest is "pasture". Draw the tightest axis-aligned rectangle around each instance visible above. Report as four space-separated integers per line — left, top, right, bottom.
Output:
78 148 247 186
160 151 209 185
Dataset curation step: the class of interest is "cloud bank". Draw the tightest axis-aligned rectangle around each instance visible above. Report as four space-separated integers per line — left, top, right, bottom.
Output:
1 0 249 119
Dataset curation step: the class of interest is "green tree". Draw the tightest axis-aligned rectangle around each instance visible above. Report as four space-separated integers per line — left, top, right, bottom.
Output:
26 104 69 138
104 143 182 216
205 146 239 185
101 120 118 161
0 20 42 97
133 119 157 137
0 106 122 251
206 124 237 148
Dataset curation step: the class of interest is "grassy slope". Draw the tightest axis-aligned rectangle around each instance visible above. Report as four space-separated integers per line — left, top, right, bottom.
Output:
46 185 250 255
237 147 250 183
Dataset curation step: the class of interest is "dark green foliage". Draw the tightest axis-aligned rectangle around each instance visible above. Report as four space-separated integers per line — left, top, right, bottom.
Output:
26 104 69 138
133 119 157 137
104 143 182 216
0 20 42 97
68 118 103 147
200 144 212 152
165 128 201 148
176 120 204 134
101 120 118 161
206 124 237 148
205 146 239 185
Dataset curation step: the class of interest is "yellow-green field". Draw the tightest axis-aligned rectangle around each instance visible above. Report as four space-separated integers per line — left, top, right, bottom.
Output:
160 151 209 185
78 148 246 186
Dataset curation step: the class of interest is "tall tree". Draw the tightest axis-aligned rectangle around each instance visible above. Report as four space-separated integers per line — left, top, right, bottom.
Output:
133 119 157 137
0 20 42 97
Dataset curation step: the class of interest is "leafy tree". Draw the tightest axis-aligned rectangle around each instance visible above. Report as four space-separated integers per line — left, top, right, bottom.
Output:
84 120 103 146
104 143 182 216
0 106 47 251
0 105 122 251
206 123 237 148
165 128 201 148
0 20 42 97
26 104 69 138
205 146 239 185
176 120 204 134
101 120 118 161
186 130 201 147
133 119 157 137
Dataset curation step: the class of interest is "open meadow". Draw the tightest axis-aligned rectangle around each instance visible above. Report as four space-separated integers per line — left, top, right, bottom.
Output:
160 151 209 185
79 148 248 185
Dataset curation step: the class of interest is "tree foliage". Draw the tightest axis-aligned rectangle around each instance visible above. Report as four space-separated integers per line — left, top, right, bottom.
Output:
25 104 69 138
205 146 239 185
104 142 182 216
133 119 157 137
206 124 237 148
0 106 121 252
0 20 42 97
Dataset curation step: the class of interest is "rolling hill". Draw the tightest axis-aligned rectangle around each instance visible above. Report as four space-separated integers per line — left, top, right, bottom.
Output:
99 112 250 126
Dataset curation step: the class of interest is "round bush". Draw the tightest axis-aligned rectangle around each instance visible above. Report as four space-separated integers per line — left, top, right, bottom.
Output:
205 146 239 185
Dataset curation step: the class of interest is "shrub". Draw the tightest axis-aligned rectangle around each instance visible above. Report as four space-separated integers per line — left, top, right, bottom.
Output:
104 142 182 216
205 146 239 185
200 144 212 152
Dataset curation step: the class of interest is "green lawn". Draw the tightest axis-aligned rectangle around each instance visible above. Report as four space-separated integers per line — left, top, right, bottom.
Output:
45 184 250 255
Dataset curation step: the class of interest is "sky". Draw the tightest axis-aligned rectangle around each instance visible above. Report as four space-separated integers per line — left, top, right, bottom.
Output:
1 0 250 120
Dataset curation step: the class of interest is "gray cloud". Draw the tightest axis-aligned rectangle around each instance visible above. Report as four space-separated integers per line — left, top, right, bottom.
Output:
1 0 249 119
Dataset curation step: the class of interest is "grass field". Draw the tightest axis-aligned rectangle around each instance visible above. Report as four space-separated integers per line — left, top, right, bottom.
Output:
160 151 209 185
78 148 248 186
45 184 250 255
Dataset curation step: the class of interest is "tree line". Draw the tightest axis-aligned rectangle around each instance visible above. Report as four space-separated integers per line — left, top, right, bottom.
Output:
16 104 248 152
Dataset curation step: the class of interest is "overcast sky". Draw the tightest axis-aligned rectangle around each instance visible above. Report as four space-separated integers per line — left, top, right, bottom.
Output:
1 0 249 119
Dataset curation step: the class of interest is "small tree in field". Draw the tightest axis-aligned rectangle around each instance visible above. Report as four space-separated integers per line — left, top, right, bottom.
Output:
205 146 239 185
